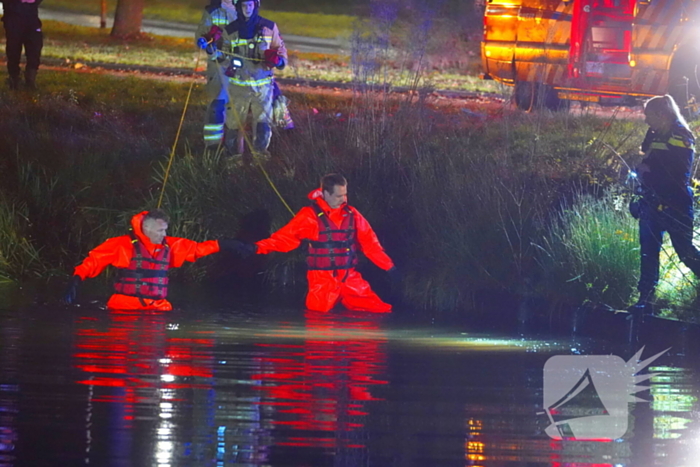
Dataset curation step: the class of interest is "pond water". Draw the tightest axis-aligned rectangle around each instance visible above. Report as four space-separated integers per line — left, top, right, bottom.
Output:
1 298 699 467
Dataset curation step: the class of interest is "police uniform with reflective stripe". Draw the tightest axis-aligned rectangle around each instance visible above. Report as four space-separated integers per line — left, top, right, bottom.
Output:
636 120 700 299
640 122 694 208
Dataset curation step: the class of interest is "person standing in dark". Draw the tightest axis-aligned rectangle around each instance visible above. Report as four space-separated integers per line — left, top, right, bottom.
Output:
1 0 43 90
631 95 700 312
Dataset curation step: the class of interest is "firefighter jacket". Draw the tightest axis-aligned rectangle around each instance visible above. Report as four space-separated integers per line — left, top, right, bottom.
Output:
222 15 287 90
255 189 394 272
196 3 237 99
73 211 221 311
640 121 695 209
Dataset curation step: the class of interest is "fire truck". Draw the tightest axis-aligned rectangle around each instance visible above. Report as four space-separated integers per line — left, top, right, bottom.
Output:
481 0 700 113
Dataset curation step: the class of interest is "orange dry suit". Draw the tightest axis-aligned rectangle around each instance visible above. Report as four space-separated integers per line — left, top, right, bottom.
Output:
255 189 394 313
72 211 220 311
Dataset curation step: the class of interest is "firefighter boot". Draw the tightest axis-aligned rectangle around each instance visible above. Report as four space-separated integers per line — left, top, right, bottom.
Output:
223 129 244 169
25 69 37 90
253 122 272 162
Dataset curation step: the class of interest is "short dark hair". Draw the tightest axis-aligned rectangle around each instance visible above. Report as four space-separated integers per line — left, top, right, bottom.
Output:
143 209 170 224
321 173 347 194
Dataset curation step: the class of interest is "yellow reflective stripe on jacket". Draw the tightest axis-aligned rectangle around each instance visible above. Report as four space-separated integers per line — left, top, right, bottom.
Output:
649 142 668 150
210 9 230 26
228 76 273 86
668 135 693 148
230 36 272 47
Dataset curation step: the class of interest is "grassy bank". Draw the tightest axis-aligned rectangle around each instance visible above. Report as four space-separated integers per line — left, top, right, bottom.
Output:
27 20 494 93
44 0 357 39
1 66 698 318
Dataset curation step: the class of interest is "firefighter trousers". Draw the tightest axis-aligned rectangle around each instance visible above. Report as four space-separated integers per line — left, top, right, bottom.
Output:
226 83 273 152
306 268 392 313
203 65 229 147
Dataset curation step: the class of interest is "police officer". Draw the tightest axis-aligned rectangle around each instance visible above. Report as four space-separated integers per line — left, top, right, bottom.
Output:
632 95 700 312
1 0 43 90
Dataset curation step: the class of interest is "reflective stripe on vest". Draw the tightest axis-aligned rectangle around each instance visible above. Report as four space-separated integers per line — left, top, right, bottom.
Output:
228 75 273 86
306 204 358 271
211 9 230 26
114 235 170 300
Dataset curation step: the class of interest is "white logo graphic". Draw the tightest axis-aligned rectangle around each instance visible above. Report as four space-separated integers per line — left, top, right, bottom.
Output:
542 347 668 440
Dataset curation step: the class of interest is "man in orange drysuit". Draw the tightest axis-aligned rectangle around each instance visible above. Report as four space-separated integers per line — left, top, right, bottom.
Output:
62 210 242 311
251 173 399 313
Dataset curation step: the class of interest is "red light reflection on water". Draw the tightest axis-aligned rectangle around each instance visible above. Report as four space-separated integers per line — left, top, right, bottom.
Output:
74 310 214 421
251 310 388 449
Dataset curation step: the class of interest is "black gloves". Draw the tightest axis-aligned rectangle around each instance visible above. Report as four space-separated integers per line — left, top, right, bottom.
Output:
219 238 258 259
62 275 81 305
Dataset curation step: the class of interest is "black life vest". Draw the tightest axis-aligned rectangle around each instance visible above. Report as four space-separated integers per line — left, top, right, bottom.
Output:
306 204 358 271
113 234 170 300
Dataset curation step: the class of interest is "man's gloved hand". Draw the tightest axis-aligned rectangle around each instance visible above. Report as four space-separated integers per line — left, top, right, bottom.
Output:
264 48 283 69
62 275 82 305
219 238 258 259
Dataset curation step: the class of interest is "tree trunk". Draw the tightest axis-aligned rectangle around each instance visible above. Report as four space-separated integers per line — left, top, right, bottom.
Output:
111 0 145 38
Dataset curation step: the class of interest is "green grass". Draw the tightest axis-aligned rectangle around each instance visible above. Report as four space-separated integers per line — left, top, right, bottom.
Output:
44 0 357 39
26 20 500 93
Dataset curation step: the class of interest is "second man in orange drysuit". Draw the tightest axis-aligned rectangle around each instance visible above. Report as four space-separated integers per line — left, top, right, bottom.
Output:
250 173 399 313
62 209 246 311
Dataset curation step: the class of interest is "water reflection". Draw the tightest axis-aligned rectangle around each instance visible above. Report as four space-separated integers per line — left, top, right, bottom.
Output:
0 314 19 467
252 310 387 463
0 302 696 466
74 309 216 466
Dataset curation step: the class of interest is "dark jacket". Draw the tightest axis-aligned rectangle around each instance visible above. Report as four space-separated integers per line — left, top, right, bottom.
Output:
1 0 43 18
640 121 695 208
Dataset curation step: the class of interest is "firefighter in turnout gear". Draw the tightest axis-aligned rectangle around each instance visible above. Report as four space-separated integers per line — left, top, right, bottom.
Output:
243 174 399 313
196 0 237 148
632 95 700 312
221 0 287 157
1 0 43 90
62 210 225 311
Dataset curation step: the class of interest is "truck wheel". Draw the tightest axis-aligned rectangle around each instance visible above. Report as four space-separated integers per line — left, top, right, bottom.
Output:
542 85 570 112
514 81 538 111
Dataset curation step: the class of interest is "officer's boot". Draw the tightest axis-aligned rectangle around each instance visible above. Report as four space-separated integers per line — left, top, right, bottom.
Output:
24 69 37 90
629 289 654 316
7 74 20 90
253 122 272 161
